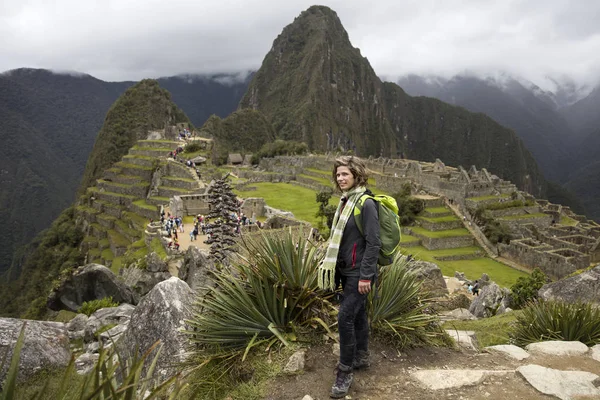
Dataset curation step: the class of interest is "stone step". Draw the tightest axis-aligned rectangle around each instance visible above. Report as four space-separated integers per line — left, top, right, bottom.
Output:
406 227 473 250
161 176 201 190
122 211 151 232
107 229 130 257
416 216 463 231
422 207 453 218
131 200 159 220
122 154 156 168
90 189 136 207
97 179 150 198
76 205 100 223
113 162 154 180
147 196 171 207
90 223 107 239
96 213 116 230
128 146 172 158
92 200 124 219
137 139 180 149
98 238 110 250
158 186 193 198
163 159 200 181
113 219 141 243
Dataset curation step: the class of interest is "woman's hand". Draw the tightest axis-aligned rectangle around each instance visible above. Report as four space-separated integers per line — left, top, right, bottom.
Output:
358 280 371 295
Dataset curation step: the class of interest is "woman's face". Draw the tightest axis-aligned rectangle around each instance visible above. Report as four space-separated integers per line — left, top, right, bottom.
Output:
336 166 356 191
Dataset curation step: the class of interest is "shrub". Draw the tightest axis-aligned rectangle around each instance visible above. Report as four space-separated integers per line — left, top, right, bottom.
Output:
78 296 119 316
510 268 548 309
184 142 203 153
511 300 600 346
483 220 512 244
393 184 424 225
369 256 449 347
251 140 308 164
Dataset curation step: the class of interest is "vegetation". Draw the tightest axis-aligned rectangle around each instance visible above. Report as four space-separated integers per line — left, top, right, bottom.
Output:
510 268 548 309
443 312 521 347
482 220 512 244
511 300 600 347
478 199 535 211
251 140 308 164
315 190 336 238
393 183 424 225
79 79 190 193
0 207 84 318
78 296 119 316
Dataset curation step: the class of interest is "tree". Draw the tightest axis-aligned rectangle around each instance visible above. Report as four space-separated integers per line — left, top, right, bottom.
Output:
315 190 336 239
203 174 240 263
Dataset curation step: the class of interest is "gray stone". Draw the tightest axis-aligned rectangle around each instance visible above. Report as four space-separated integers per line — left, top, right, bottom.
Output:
0 318 71 383
538 266 600 304
332 343 340 357
484 345 530 361
454 271 468 282
406 261 448 297
469 283 509 318
445 330 477 350
517 364 600 400
525 341 589 357
85 341 100 353
301 396 314 400
283 350 306 373
590 344 600 362
75 353 99 375
440 308 476 321
66 313 89 331
68 329 85 341
411 369 510 390
83 303 134 341
119 277 194 379
99 322 129 341
47 264 138 311
146 252 168 273
179 246 215 293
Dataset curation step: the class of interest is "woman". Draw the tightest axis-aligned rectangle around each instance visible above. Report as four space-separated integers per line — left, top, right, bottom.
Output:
318 156 381 399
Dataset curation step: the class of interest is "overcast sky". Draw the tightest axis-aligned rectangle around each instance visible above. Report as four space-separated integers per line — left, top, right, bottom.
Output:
1 0 599 91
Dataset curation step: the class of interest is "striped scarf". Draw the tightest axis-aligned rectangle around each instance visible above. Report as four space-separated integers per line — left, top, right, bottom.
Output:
318 186 366 290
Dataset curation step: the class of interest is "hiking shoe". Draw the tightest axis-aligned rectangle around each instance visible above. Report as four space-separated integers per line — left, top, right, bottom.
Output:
352 350 370 370
330 366 353 398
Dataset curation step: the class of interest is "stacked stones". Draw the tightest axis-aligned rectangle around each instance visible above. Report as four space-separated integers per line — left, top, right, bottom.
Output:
203 176 239 263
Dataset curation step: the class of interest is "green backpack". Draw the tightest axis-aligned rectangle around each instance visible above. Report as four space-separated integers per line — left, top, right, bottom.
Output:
353 193 402 266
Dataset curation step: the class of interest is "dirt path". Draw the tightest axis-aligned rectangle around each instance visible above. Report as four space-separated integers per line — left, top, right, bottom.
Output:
263 340 600 400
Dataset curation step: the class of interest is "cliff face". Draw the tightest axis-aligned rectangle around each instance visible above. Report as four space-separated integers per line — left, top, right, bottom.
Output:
239 5 546 196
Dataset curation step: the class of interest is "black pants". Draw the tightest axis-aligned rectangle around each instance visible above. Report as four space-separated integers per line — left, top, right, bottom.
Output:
338 275 369 368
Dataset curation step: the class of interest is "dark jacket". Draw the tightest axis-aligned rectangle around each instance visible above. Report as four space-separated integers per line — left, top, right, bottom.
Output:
336 197 381 280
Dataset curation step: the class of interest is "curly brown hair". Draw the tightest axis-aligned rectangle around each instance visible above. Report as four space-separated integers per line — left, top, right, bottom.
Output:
332 156 369 191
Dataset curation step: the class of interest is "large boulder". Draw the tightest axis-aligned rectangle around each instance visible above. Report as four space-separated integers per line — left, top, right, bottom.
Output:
179 246 215 294
538 266 600 304
406 260 447 297
84 303 135 343
47 264 138 312
119 277 194 379
0 318 71 383
121 253 172 296
469 282 510 318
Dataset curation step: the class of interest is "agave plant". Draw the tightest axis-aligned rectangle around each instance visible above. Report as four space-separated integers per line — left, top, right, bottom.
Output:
369 256 448 348
186 228 335 359
511 300 600 347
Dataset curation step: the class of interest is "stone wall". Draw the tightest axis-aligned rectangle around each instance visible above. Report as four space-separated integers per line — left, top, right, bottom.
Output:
489 206 541 218
499 215 552 230
241 197 266 219
175 194 211 216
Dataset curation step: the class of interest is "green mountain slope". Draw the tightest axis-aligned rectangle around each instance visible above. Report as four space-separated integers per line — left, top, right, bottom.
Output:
239 5 546 196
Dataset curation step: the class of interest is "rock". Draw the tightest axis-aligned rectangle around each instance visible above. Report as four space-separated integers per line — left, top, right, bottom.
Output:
283 350 306 373
445 330 477 350
525 341 589 357
538 266 600 304
454 271 468 282
99 322 128 342
591 344 600 362
484 345 530 361
332 343 340 356
444 277 466 294
47 264 138 311
119 277 194 379
146 252 168 273
411 369 510 390
469 283 509 318
68 329 85 341
301 396 314 400
179 246 215 293
406 261 447 297
517 364 600 400
439 308 476 321
0 318 71 383
74 353 99 375
67 313 89 331
84 303 135 342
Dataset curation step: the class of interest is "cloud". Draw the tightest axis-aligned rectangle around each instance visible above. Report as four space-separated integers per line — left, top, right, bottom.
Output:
0 0 599 88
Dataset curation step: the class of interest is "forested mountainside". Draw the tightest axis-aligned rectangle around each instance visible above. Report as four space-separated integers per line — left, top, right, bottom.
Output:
239 6 545 197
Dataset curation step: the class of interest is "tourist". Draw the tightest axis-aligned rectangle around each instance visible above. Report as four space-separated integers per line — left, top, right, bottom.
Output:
317 156 381 399
472 280 480 296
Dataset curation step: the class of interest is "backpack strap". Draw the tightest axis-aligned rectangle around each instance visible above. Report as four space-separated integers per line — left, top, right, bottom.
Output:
353 193 375 236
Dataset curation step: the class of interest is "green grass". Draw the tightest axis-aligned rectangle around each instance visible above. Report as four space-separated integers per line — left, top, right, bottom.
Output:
417 215 459 223
162 176 197 183
442 312 521 347
111 256 123 274
467 193 511 201
401 245 527 288
150 237 167 260
410 226 471 238
123 211 149 229
107 229 130 247
560 216 579 226
298 173 332 187
88 248 101 257
101 248 114 261
234 182 336 226
400 234 420 243
133 199 158 211
131 145 174 152
99 238 110 248
305 168 330 177
425 207 451 214
181 149 209 160
498 213 549 220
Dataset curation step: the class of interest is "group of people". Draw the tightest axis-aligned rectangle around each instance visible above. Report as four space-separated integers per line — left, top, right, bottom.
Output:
167 146 185 160
178 128 192 140
468 280 480 296
160 210 184 250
